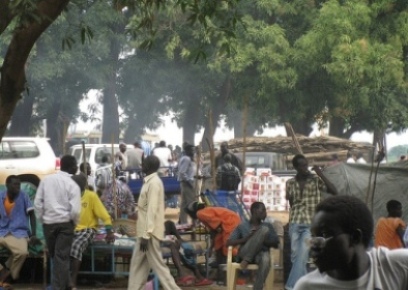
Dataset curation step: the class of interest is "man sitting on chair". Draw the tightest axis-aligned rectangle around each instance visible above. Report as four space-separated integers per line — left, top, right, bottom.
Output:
70 174 115 290
0 175 40 288
227 202 279 290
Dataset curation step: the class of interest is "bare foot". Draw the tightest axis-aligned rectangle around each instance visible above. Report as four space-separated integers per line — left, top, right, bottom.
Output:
240 260 249 269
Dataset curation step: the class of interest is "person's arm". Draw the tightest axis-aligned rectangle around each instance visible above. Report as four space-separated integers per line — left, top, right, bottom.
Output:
227 225 252 247
397 220 406 247
33 182 45 223
69 182 82 224
124 184 136 215
312 165 338 195
285 180 294 208
91 193 115 242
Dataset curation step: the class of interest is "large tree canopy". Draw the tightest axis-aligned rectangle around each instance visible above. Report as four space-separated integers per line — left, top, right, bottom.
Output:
0 0 241 142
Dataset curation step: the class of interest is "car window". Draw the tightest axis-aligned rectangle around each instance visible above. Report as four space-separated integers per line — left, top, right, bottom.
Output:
72 148 92 163
0 141 40 159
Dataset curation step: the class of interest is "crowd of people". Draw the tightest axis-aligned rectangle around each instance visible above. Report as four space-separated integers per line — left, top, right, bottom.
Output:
1 141 408 290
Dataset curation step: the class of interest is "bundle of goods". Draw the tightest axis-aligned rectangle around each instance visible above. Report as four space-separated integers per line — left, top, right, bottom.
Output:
241 168 290 211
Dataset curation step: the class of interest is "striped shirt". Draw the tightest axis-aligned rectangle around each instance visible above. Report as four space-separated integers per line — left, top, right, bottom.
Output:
286 175 326 225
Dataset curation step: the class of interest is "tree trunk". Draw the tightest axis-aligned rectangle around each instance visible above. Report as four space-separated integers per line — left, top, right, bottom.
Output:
329 116 346 138
182 98 200 145
291 121 313 136
101 37 121 143
8 92 35 136
46 100 62 155
124 118 144 144
0 0 71 141
233 115 257 138
201 76 232 151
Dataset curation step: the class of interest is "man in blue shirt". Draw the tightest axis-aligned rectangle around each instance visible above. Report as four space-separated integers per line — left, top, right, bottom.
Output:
227 202 279 290
0 175 39 287
177 144 196 224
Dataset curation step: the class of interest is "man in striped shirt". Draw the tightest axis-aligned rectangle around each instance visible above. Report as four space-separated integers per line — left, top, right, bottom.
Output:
285 154 338 290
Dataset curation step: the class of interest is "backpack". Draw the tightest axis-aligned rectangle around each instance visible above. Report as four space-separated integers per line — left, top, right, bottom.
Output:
217 164 241 191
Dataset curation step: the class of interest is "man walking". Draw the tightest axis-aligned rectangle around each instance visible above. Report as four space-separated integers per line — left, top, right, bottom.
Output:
285 154 337 290
127 155 181 290
34 155 81 290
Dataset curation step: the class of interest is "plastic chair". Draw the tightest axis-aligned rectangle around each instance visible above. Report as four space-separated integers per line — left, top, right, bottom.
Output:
226 246 274 290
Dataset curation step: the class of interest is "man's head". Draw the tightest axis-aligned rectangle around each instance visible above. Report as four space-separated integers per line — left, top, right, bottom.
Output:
61 155 78 174
5 175 20 199
184 144 195 158
159 140 166 147
101 154 109 163
292 154 309 176
220 142 229 155
80 162 91 176
142 155 160 175
310 195 373 273
119 142 127 153
134 141 141 148
185 201 206 220
386 200 402 218
223 153 232 163
71 174 87 193
250 202 267 221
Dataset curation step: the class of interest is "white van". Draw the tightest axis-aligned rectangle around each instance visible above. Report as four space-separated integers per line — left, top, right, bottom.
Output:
68 144 120 176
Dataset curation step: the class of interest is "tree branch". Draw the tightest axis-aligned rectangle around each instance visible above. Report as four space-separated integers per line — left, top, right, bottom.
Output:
0 0 14 35
1 0 71 102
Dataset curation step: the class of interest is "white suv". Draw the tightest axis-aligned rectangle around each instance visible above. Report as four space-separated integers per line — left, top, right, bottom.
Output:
69 143 120 176
0 137 60 187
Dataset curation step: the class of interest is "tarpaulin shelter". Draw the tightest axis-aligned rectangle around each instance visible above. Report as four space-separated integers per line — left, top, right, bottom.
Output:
323 162 408 222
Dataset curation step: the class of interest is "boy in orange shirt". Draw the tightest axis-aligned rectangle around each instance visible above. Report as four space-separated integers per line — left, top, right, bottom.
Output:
375 200 406 249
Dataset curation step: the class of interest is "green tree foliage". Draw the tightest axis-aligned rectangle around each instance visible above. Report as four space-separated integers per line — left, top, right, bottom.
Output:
0 0 242 142
292 0 408 137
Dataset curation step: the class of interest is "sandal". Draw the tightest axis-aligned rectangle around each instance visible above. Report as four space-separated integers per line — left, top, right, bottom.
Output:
176 275 195 286
195 278 213 286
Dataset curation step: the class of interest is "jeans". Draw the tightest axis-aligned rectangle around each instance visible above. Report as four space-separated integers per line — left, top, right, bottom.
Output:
238 227 270 290
285 223 311 290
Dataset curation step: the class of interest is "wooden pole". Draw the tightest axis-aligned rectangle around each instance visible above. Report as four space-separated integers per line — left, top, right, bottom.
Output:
284 122 303 155
241 96 248 197
111 135 118 220
208 110 216 191
81 141 89 189
194 144 201 199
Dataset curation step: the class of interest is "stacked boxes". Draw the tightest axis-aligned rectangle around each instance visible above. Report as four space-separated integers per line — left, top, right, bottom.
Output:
240 168 291 211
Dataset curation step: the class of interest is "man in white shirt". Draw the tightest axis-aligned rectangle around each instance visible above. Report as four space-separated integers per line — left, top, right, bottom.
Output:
127 155 181 290
294 195 408 290
153 140 173 176
34 155 81 290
